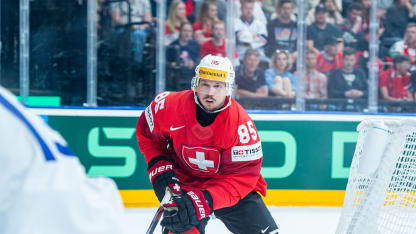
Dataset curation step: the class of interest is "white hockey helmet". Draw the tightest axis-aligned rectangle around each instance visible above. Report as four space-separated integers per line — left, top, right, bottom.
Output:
191 54 235 96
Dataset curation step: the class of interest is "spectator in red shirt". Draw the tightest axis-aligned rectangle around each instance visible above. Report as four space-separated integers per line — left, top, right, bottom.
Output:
316 36 343 75
200 20 238 60
379 54 413 101
193 1 218 45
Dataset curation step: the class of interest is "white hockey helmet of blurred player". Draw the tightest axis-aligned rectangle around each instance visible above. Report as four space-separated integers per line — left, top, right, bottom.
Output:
191 54 235 96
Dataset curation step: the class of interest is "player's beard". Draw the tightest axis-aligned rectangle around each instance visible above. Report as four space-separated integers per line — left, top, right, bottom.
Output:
199 94 225 112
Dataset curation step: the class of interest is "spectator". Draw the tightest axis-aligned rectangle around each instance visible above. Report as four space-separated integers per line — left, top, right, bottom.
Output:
356 29 384 75
265 50 296 98
200 20 238 60
328 47 368 100
111 0 152 64
194 0 227 21
265 0 298 58
410 68 416 99
234 0 267 26
379 54 413 101
300 50 328 99
306 0 344 25
383 0 416 41
356 0 384 38
338 3 365 49
316 35 344 75
234 0 268 61
262 0 278 20
167 22 200 90
291 1 318 18
165 0 189 45
306 4 343 53
390 23 416 71
234 49 269 97
193 1 218 45
378 0 394 14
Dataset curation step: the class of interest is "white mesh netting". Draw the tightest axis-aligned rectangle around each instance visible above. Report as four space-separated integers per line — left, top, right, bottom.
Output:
336 119 416 234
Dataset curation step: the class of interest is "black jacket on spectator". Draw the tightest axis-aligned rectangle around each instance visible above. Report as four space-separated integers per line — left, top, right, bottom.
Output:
265 18 297 57
235 65 266 93
166 39 200 65
383 5 416 40
328 68 368 98
307 23 342 52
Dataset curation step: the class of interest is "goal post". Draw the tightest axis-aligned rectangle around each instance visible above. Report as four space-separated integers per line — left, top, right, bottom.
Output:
336 119 416 234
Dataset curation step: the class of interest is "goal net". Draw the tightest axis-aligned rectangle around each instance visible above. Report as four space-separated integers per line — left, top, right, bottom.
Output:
336 119 416 234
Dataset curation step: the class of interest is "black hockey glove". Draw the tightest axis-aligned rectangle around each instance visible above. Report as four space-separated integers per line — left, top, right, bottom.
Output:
147 156 182 202
161 190 213 233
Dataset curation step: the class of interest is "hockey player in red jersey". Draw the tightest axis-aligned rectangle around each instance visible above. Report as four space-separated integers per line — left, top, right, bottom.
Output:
136 55 278 233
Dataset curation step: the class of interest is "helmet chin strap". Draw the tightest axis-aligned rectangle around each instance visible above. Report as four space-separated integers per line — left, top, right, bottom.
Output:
193 91 232 114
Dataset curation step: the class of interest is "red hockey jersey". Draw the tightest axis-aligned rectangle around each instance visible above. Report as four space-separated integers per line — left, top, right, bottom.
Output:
136 90 267 210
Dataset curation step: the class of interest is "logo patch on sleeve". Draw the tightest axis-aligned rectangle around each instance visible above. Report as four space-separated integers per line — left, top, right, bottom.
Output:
231 141 263 162
145 105 154 132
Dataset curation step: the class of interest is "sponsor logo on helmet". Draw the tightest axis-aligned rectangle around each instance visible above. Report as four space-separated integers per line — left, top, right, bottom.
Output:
198 67 228 82
211 60 220 65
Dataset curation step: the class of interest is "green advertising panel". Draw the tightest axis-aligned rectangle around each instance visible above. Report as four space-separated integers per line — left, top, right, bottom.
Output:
47 116 359 191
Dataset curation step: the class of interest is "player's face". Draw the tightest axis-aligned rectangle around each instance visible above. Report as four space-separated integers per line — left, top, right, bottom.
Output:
197 79 227 111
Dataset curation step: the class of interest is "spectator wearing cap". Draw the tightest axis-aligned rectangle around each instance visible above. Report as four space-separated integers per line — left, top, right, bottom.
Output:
379 54 413 101
327 47 367 99
315 35 343 75
234 0 268 61
264 0 298 58
306 0 343 25
338 3 365 49
265 50 296 98
234 49 268 97
306 3 343 54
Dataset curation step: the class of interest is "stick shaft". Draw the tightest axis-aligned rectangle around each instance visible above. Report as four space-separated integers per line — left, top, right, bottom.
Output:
145 190 172 234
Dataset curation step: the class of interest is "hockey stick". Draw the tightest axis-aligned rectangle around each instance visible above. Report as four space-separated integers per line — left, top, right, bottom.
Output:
146 189 172 234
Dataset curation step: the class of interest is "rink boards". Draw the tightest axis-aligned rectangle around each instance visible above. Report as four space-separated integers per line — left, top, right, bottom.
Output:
31 108 414 207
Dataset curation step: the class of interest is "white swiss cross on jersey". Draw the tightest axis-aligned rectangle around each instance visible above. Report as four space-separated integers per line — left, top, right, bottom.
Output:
181 145 220 175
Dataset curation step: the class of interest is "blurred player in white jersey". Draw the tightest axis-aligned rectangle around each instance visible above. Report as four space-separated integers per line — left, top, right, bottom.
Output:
0 85 126 234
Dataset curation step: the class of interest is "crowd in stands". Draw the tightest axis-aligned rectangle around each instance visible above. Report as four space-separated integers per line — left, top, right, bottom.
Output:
98 0 416 110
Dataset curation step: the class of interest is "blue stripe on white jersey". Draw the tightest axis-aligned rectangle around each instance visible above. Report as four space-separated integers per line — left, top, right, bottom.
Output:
0 93 56 161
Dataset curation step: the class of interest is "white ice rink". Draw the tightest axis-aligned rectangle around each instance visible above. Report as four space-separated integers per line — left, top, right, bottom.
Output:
125 206 342 234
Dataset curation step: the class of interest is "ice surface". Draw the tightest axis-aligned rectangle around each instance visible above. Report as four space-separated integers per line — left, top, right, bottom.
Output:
125 206 341 234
